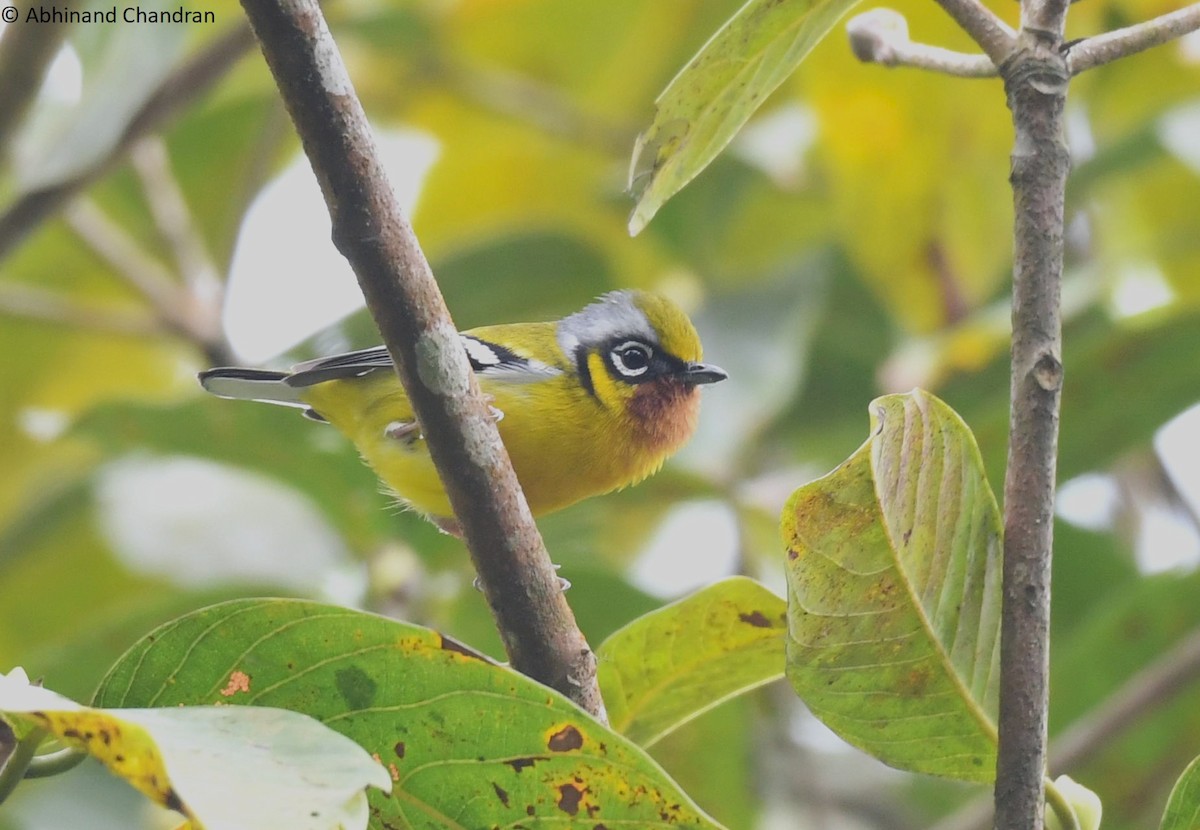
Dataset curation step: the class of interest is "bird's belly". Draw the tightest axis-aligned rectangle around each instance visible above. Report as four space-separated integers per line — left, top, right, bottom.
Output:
350 388 659 521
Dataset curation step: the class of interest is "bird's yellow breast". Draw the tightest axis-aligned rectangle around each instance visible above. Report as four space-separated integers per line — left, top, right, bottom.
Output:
299 358 693 522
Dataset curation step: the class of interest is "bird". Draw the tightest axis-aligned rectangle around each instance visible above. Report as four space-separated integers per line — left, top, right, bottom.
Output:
198 290 727 533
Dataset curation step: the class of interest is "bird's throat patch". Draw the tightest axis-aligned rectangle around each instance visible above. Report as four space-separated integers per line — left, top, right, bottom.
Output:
628 379 699 452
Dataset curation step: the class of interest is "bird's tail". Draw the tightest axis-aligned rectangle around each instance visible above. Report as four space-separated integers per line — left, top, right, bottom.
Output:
198 367 307 408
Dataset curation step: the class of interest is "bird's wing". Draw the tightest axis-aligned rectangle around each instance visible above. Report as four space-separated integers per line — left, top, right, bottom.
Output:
285 335 561 389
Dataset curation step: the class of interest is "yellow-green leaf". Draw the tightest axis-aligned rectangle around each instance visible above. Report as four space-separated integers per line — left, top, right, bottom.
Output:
782 390 1002 781
628 0 860 234
598 576 786 746
95 599 727 830
0 668 390 830
1161 756 1200 830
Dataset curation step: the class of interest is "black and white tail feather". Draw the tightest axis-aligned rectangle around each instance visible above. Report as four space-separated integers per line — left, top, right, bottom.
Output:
198 334 559 418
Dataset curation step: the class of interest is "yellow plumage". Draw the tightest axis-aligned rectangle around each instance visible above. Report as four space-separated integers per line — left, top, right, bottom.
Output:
199 291 725 528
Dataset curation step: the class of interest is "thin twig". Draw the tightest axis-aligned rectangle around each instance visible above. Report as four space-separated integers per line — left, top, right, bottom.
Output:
0 24 255 264
237 0 606 719
64 198 234 364
0 1 72 154
0 280 163 337
128 137 228 357
1067 2 1200 74
847 9 999 77
129 137 218 294
930 0 1017 65
993 7 1072 829
64 199 179 310
435 57 636 155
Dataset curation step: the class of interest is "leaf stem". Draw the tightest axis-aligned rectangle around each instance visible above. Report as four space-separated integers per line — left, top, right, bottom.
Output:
22 746 87 780
0 727 45 805
1043 778 1082 830
236 0 606 719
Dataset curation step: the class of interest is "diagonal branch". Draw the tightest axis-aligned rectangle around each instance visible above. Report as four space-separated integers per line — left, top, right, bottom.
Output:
930 0 1017 66
236 0 606 719
1050 624 1200 774
0 24 255 264
1067 2 1200 74
64 197 234 364
930 624 1200 830
847 9 999 77
0 280 163 337
0 1 73 154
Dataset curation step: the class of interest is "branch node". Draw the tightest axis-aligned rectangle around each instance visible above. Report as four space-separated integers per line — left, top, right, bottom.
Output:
847 8 1000 77
1033 353 1063 392
847 9 909 64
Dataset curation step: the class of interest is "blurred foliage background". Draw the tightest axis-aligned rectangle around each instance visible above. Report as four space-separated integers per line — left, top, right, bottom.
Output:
1 0 1199 827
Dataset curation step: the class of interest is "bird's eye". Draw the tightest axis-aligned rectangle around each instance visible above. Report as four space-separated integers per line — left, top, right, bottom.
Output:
610 341 652 377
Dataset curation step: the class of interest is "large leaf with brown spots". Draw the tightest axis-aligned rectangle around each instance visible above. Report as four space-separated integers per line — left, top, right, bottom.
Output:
782 390 1003 781
94 599 725 830
598 577 786 747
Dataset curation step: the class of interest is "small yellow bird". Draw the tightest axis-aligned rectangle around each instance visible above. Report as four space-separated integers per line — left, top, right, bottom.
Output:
199 290 726 531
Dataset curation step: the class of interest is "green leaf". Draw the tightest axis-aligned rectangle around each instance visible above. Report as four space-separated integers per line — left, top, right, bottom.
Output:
782 390 1002 781
95 599 726 830
628 0 860 234
1046 775 1102 830
597 576 786 747
1161 756 1200 830
0 669 389 830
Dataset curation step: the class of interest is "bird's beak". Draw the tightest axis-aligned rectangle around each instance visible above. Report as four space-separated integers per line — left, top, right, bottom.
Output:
680 362 728 385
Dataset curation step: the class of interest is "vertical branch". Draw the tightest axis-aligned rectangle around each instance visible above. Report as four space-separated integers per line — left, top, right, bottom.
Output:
994 2 1070 828
236 0 605 719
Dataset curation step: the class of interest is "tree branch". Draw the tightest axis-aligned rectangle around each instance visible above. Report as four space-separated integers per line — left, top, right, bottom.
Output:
993 7 1072 828
0 0 72 154
1050 624 1200 773
931 625 1200 830
930 0 1017 66
64 197 233 364
128 137 229 361
1022 0 1071 40
1067 3 1200 74
237 0 606 719
0 24 255 264
434 57 636 155
847 9 999 78
0 280 163 337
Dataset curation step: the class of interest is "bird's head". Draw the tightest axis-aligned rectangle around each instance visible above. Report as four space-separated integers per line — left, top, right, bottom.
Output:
557 290 727 452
